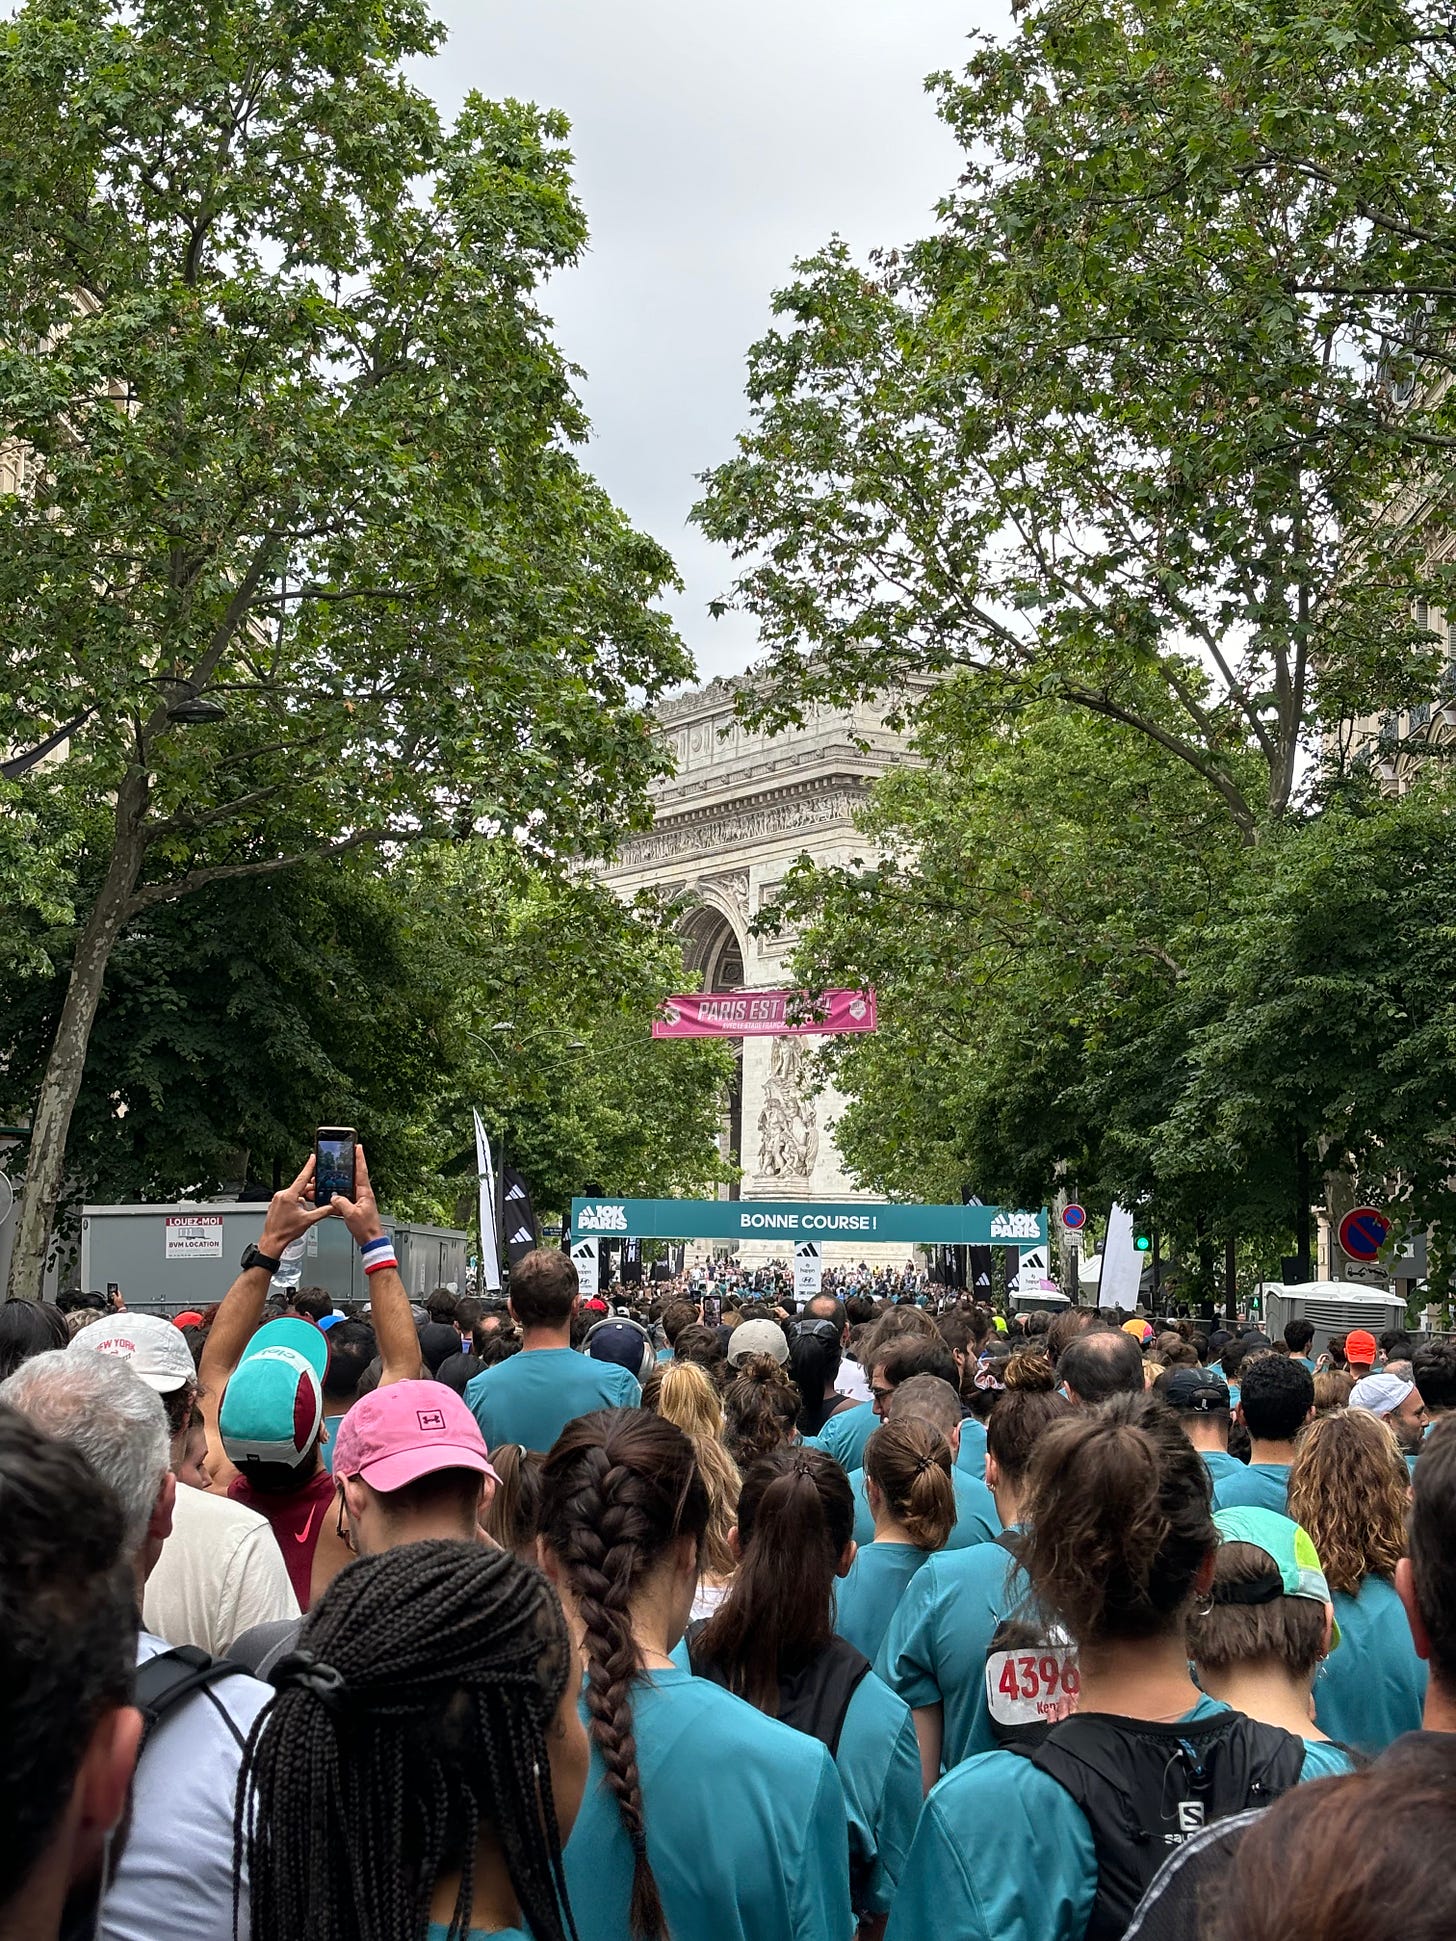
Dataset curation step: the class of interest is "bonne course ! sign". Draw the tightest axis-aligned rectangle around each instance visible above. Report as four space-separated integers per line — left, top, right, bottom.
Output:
570 1197 1047 1248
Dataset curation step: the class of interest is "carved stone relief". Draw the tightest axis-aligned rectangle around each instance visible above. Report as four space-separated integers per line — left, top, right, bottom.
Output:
615 787 865 870
756 1037 820 1179
698 869 750 932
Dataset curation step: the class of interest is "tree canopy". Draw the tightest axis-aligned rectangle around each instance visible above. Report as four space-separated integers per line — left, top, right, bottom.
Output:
0 0 690 1292
696 0 1456 839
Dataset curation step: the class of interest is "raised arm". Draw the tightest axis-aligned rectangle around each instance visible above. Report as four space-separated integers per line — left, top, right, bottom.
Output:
198 1156 334 1485
329 1143 423 1387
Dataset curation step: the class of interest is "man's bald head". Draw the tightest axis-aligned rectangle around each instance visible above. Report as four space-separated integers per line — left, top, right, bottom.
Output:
1058 1327 1145 1406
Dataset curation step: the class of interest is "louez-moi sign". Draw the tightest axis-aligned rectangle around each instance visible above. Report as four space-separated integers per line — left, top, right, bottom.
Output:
570 1197 1047 1248
1338 1206 1391 1263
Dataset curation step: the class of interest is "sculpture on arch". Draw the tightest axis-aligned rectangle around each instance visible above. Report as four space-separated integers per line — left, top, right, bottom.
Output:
757 1037 819 1179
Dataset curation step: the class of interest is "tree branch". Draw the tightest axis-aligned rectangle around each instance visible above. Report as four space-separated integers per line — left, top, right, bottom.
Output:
124 826 395 914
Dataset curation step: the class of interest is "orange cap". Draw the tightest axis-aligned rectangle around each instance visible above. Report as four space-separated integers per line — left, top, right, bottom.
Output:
1345 1328 1378 1368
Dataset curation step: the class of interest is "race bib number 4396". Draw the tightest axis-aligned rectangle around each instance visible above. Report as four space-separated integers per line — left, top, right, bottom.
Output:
986 1648 1080 1729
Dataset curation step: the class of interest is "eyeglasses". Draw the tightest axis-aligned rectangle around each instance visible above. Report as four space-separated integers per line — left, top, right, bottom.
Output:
794 1319 841 1347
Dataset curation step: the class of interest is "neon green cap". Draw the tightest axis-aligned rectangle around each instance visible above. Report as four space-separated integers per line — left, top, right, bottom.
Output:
1213 1506 1340 1649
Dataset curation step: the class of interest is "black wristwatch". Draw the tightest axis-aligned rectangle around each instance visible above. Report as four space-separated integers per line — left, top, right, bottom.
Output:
240 1242 282 1276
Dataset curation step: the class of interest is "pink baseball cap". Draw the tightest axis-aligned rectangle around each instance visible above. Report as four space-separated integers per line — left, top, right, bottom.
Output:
331 1380 499 1493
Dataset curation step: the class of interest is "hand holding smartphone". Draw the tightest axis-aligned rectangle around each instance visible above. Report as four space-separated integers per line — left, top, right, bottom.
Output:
314 1127 358 1208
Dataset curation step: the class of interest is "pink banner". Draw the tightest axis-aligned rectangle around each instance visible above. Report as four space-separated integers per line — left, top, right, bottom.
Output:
652 989 877 1039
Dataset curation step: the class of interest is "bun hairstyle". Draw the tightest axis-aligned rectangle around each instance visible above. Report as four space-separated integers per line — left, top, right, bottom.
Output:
1020 1391 1215 1646
863 1420 955 1551
985 1352 1070 1483
539 1413 709 1941
695 1449 854 1714
723 1359 801 1471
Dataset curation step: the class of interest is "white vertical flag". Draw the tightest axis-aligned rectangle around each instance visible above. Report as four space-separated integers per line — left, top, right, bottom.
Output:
1098 1203 1142 1311
473 1109 502 1292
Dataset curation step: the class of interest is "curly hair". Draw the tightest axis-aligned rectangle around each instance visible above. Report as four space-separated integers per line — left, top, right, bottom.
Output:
236 1540 579 1941
538 1412 708 1941
1286 1408 1408 1595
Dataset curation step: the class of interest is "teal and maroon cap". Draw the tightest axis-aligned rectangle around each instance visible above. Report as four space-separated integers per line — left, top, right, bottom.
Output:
218 1318 327 1468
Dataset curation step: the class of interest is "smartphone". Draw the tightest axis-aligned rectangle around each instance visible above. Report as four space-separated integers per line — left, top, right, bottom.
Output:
702 1294 721 1328
314 1127 357 1208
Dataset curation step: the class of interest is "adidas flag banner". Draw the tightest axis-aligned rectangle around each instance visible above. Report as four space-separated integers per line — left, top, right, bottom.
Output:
472 1110 502 1292
502 1166 540 1268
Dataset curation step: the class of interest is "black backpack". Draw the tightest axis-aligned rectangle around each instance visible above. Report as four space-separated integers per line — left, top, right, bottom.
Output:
1010 1709 1306 1941
135 1644 252 1755
685 1624 871 1756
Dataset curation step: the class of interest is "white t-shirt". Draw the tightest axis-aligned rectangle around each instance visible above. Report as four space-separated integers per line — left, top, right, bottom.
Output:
835 1359 872 1405
103 1633 271 1941
143 1482 299 1654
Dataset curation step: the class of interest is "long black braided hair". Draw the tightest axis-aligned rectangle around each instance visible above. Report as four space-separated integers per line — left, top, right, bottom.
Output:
539 1410 709 1941
234 1540 580 1941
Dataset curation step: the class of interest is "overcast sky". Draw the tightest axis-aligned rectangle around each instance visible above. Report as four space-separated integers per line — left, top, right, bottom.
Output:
419 2 1004 685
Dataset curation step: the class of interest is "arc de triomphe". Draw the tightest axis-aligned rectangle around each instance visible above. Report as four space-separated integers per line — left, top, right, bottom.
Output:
600 676 916 1258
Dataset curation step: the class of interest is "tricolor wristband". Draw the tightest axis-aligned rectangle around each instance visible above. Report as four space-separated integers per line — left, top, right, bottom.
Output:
360 1235 398 1276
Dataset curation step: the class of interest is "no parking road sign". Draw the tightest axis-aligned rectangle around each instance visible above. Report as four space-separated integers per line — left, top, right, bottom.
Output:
1061 1204 1087 1232
1338 1206 1391 1263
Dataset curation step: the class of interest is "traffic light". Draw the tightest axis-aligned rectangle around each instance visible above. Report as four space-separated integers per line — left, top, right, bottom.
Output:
1134 1232 1152 1253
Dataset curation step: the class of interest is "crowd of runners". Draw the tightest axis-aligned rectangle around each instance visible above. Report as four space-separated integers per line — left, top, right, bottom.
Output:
3 1149 1453 1941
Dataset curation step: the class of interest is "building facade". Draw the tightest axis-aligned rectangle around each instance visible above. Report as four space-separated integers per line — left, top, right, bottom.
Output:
600 676 917 1257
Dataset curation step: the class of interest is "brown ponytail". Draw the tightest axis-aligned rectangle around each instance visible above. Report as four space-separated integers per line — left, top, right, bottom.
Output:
540 1411 709 1939
695 1449 853 1714
863 1420 955 1551
1020 1391 1214 1646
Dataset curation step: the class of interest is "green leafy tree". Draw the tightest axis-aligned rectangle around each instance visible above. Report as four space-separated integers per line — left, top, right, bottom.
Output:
386 850 736 1229
1159 785 1456 1274
771 691 1241 1210
0 840 734 1249
696 0 1456 838
0 0 690 1295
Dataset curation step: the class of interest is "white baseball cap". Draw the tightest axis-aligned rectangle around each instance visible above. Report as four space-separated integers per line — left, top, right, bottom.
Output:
70 1313 195 1393
727 1319 790 1367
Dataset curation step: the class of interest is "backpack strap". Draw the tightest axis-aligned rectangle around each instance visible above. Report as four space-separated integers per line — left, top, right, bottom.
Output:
686 1626 872 1760
775 1637 873 1758
135 1645 251 1756
1013 1711 1306 1941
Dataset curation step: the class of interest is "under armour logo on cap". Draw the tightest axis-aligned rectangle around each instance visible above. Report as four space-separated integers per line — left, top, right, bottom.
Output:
416 1409 446 1432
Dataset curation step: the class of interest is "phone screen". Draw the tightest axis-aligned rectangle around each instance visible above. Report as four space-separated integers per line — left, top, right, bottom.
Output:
702 1295 721 1328
315 1130 357 1208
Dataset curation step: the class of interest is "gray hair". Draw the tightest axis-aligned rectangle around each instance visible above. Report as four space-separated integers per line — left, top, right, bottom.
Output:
0 1349 168 1556
886 1373 962 1437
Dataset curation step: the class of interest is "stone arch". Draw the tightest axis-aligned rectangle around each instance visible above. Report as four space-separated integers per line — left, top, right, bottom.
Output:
671 896 746 1187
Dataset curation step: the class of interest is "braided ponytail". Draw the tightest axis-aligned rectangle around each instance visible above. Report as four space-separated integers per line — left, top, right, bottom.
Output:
540 1411 709 1941
234 1539 580 1941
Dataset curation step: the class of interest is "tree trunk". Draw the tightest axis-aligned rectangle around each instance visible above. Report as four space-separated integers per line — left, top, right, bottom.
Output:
6 770 150 1301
